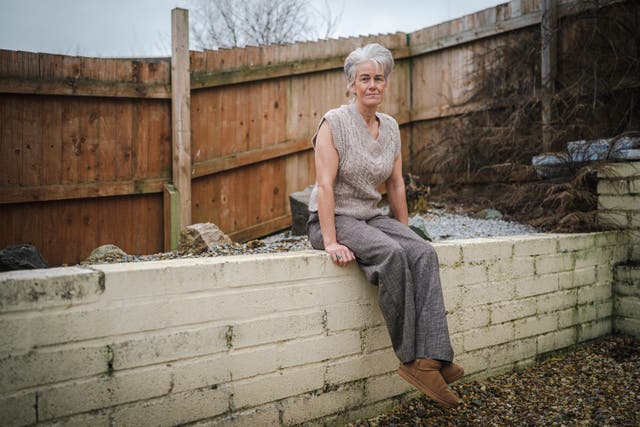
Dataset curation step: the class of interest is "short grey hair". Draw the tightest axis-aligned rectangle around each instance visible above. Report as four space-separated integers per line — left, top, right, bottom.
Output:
343 43 395 90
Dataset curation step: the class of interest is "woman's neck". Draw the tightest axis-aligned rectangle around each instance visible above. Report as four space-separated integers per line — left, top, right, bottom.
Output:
355 102 378 126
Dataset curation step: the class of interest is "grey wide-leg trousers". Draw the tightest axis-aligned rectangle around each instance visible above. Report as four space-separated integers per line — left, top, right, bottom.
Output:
307 213 454 364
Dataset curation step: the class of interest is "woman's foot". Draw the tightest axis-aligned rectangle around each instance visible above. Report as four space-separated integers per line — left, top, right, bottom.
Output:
397 358 460 408
441 361 464 384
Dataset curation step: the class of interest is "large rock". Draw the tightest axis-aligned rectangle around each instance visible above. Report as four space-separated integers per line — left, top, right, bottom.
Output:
289 185 314 236
83 244 128 264
0 244 48 272
178 223 233 254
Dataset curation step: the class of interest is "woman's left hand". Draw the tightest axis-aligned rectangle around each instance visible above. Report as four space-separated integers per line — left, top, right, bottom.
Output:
325 242 356 267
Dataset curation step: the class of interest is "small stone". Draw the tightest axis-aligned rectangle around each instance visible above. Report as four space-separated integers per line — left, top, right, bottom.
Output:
0 244 48 271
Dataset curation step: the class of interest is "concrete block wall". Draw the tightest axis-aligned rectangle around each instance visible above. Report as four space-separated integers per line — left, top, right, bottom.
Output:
0 230 630 427
613 264 640 337
598 161 640 337
598 161 640 257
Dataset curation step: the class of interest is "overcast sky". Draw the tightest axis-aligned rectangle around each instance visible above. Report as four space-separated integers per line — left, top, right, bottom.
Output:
0 0 506 57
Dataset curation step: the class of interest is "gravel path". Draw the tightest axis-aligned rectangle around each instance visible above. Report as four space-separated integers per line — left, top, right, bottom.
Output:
349 336 639 427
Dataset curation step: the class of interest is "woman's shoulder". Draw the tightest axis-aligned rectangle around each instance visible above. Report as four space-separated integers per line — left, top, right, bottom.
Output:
323 104 352 121
376 111 399 127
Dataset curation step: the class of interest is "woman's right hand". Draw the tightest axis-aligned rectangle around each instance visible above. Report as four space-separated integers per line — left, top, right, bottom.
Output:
325 242 355 267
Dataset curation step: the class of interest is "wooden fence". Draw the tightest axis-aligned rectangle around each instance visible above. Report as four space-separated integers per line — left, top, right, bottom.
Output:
0 0 632 266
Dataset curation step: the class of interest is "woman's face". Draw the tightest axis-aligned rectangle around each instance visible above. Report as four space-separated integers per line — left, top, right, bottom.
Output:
352 60 387 109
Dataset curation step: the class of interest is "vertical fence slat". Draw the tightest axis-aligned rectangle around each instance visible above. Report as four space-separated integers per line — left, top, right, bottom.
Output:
171 7 192 230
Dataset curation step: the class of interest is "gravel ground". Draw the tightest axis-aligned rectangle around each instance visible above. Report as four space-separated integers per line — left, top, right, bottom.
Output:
348 336 639 427
82 209 539 264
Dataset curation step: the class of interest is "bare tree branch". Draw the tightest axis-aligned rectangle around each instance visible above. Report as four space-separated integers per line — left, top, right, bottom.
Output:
190 0 343 49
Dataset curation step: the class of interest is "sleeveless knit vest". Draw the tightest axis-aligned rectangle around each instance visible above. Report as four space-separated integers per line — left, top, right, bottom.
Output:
308 103 401 220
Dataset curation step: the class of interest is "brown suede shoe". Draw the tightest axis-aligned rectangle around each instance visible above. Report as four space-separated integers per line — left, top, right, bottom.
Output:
441 361 464 384
397 358 460 408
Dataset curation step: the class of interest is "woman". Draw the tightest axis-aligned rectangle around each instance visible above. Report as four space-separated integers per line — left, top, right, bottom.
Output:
306 43 463 408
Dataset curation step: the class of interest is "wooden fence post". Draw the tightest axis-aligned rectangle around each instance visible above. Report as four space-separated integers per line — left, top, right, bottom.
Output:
541 0 557 152
171 8 192 232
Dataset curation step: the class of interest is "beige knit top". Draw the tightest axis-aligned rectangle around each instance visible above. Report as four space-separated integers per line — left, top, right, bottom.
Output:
308 103 401 220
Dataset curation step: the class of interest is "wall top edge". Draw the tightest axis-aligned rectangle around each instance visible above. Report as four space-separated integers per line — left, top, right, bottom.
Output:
0 231 626 281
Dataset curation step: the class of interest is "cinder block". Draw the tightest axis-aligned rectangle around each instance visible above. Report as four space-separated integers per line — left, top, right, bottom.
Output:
39 411 111 427
514 274 558 298
325 301 383 332
201 404 280 427
615 264 640 282
558 234 597 252
614 317 640 337
325 349 397 386
112 324 229 370
463 323 514 351
577 319 612 342
461 239 513 263
462 281 514 307
277 332 362 369
514 314 557 339
0 343 108 394
442 287 462 311
171 352 236 393
537 328 577 354
512 235 558 256
490 298 537 324
537 289 577 313
433 242 462 266
574 247 612 269
440 263 487 286
453 349 488 376
487 338 536 368
597 299 614 318
632 244 640 261
612 245 630 263
597 211 629 228
0 267 102 313
597 179 628 195
38 366 172 421
594 231 627 247
570 267 597 289
617 297 640 318
448 306 490 332
598 195 640 211
365 372 413 404
450 333 463 354
281 382 365 426
362 325 391 352
577 284 612 304
557 305 598 329
231 363 325 410
233 309 326 349
629 178 640 194
112 386 229 427
596 264 614 283
510 257 536 279
0 391 35 427
615 281 640 297
598 161 640 178
631 213 640 228
535 253 575 275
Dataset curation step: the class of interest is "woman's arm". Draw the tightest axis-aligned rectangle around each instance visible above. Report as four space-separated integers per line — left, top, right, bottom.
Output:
314 121 355 266
386 154 409 226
